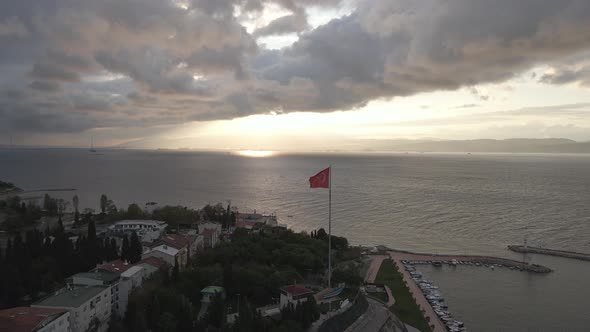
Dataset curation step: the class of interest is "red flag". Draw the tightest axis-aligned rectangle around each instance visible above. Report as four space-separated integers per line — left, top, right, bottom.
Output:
309 167 330 188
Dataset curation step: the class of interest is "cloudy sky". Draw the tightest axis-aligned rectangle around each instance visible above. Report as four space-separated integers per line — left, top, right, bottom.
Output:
2 0 590 150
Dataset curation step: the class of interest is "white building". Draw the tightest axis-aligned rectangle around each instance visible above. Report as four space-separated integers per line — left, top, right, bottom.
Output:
0 307 70 332
117 266 144 317
32 286 111 332
142 244 179 267
279 285 314 309
71 271 121 317
108 220 167 242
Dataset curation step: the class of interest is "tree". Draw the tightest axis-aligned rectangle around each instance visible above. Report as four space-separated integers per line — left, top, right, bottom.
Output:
121 235 130 262
73 195 80 223
129 231 142 264
172 257 179 282
158 312 177 332
56 199 68 217
109 238 119 260
88 220 97 243
316 228 328 241
206 293 226 328
127 204 143 219
100 194 108 214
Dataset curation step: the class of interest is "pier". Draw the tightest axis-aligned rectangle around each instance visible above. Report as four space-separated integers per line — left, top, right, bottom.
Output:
508 245 590 262
389 249 553 273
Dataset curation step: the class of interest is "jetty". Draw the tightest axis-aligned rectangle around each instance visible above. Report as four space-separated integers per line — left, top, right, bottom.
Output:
389 249 552 273
508 245 590 262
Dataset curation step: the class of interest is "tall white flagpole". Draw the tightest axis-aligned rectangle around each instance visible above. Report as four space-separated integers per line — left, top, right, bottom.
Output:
328 165 332 290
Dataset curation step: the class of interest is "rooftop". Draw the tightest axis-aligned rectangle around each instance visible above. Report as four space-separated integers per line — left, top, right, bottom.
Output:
0 307 67 332
139 256 168 269
201 286 225 294
155 234 193 250
150 244 179 256
96 260 134 274
281 285 314 296
34 286 108 308
112 219 166 226
121 265 143 278
73 270 120 284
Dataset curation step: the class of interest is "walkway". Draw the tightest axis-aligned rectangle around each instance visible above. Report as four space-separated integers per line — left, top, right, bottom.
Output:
365 255 387 283
389 252 446 332
384 285 395 307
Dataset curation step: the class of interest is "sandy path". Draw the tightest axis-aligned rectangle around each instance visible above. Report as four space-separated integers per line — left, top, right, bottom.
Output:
365 255 387 283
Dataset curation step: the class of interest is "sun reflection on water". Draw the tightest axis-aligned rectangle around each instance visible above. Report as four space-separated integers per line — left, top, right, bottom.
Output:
234 150 275 157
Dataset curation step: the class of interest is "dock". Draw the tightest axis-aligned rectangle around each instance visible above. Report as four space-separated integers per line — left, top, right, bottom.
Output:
389 249 552 273
508 245 590 262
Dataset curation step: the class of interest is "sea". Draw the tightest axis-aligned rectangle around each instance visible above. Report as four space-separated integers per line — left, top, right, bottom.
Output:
1 148 590 331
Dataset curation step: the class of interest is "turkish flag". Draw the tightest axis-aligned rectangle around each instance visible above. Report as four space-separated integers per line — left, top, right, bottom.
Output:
309 167 330 188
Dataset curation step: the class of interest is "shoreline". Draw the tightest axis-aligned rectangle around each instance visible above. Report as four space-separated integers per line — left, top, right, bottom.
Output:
508 245 590 262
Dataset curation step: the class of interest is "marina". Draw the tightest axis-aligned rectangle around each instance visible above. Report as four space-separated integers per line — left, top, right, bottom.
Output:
402 261 466 332
389 249 552 273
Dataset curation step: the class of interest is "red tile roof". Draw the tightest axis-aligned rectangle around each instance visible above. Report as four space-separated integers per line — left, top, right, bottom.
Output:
147 234 194 250
96 260 134 274
235 220 257 229
0 307 67 332
280 285 314 296
138 256 168 269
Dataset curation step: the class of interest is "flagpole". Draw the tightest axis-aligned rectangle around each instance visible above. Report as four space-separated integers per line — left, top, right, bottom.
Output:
328 165 332 290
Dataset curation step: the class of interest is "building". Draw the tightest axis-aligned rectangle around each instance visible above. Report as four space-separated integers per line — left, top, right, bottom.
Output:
136 257 168 277
95 260 135 275
199 228 219 248
32 286 111 332
108 220 167 242
0 307 70 332
200 286 225 303
145 233 200 266
71 271 120 317
279 285 314 309
142 244 180 267
235 211 278 230
117 266 144 317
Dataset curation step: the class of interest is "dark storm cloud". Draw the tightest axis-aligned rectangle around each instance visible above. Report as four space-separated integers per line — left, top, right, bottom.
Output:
29 80 60 92
1 0 590 135
31 63 80 82
540 67 590 86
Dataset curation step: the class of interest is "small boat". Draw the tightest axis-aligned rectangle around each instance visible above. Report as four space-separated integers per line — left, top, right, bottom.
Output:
432 261 443 267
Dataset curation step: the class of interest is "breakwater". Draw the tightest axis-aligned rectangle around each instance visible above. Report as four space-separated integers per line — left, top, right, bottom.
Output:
389 249 552 273
508 245 590 262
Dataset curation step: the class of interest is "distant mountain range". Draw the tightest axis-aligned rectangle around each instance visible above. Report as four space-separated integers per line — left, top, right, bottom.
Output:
2 138 590 153
358 138 590 153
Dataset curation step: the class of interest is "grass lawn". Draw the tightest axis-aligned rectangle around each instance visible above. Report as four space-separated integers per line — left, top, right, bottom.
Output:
375 259 431 332
368 291 388 303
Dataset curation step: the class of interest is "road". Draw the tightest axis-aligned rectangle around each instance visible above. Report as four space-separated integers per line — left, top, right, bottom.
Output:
345 298 391 332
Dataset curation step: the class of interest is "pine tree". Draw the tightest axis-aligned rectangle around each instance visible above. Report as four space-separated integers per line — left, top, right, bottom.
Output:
110 238 118 260
148 294 161 330
121 235 130 262
172 256 179 282
100 194 108 214
129 231 142 263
